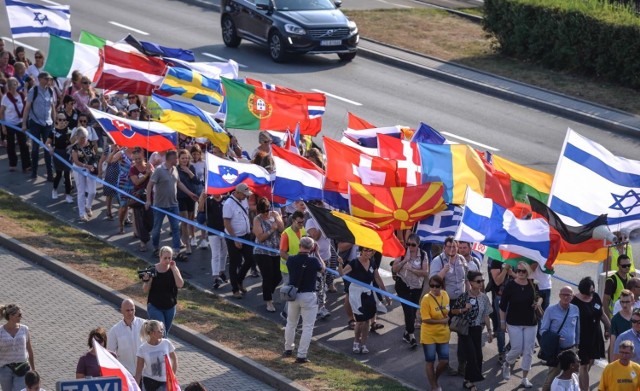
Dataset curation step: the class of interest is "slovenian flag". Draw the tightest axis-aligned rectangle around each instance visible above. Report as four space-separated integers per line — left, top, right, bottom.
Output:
272 145 324 201
205 152 271 196
90 108 177 152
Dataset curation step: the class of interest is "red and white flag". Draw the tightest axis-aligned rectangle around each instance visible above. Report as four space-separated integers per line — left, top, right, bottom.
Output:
377 134 422 186
164 354 181 391
96 45 167 95
323 137 398 194
93 339 141 391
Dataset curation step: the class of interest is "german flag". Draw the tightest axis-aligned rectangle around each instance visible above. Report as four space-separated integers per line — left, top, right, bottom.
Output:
349 182 447 229
306 203 405 258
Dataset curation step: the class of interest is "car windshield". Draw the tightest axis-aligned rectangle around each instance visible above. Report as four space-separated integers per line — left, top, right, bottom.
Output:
275 0 336 11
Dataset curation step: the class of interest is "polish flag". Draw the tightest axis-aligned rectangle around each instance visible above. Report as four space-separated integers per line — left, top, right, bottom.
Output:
165 355 181 391
93 339 141 391
96 45 167 95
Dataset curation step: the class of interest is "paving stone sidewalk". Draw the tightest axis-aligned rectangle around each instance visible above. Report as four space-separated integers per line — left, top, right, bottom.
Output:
0 246 273 391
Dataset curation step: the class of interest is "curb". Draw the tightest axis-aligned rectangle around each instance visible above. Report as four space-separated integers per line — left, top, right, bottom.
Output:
356 40 640 137
0 232 310 391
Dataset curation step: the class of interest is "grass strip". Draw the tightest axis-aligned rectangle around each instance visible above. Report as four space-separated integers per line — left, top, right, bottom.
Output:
344 8 640 115
0 190 412 391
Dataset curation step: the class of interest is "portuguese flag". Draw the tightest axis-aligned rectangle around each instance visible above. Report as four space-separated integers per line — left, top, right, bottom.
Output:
306 203 405 258
491 154 552 203
221 78 309 131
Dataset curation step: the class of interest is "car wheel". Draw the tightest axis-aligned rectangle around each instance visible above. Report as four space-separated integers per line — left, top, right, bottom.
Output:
338 51 357 62
269 31 288 63
221 16 241 48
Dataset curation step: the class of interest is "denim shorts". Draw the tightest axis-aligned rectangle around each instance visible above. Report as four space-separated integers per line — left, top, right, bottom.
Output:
423 343 450 362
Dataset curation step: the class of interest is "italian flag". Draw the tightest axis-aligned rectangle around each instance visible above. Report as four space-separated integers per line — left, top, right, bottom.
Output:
221 77 309 131
43 34 101 82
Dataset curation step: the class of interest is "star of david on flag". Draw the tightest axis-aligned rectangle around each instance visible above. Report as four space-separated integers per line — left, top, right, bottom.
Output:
6 0 71 38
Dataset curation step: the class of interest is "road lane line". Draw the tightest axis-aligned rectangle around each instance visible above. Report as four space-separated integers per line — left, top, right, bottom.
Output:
108 21 149 36
1 37 38 51
202 52 248 68
377 0 413 8
311 89 362 106
440 131 500 151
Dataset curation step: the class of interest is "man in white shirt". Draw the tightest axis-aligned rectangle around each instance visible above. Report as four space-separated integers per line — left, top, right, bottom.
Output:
223 183 255 299
107 298 145 374
613 278 640 315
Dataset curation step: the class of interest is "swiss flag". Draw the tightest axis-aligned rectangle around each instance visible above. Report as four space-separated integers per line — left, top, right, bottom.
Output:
377 134 421 186
324 137 399 194
96 46 167 95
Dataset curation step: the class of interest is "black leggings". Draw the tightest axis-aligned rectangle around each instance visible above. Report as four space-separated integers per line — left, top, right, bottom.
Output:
255 253 282 301
394 278 422 334
53 169 71 194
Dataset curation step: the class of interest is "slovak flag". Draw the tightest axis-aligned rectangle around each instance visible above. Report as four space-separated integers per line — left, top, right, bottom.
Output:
377 133 421 186
90 108 177 152
93 339 141 391
205 152 271 196
272 145 324 201
323 137 398 194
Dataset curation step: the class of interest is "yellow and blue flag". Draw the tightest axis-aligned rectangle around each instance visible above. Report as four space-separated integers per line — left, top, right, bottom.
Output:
151 94 229 152
159 67 223 106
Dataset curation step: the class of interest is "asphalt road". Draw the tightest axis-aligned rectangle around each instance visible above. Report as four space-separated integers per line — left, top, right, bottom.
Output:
2 0 640 389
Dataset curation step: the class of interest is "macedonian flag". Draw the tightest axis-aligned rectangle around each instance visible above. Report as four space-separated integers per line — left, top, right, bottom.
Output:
349 181 447 229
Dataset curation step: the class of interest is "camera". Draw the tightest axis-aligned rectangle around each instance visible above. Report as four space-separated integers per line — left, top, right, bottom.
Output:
137 266 157 280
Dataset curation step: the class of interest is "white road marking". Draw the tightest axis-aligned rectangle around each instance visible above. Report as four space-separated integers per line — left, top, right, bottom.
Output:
1 37 38 51
440 131 500 151
202 52 248 68
108 21 149 36
40 0 62 5
311 89 362 106
377 0 413 8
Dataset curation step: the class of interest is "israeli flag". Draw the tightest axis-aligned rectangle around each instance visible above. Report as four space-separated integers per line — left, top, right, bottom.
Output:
549 128 640 231
6 0 71 39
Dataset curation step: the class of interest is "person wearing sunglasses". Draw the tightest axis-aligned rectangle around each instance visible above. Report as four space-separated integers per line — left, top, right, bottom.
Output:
498 261 541 388
45 115 73 203
0 304 35 391
451 270 493 391
71 76 95 116
609 289 634 362
612 308 640 364
58 94 78 130
604 254 634 320
392 233 429 349
420 274 449 391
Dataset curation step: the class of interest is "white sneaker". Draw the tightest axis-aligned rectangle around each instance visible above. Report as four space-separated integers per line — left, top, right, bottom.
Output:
79 215 89 222
51 189 58 199
317 307 331 319
502 361 510 380
65 195 73 203
352 342 360 353
521 378 532 388
198 239 208 249
85 207 93 217
360 345 369 354
190 237 197 247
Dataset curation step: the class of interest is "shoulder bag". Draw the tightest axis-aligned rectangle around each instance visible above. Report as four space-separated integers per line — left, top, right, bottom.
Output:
449 292 470 335
280 259 308 301
538 307 570 366
530 280 544 322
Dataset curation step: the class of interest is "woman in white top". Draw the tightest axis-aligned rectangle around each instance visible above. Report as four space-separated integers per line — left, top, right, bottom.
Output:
0 78 30 172
0 304 35 391
134 320 177 391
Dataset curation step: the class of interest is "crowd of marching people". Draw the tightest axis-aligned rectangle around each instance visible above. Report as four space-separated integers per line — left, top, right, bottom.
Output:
3 39 640 391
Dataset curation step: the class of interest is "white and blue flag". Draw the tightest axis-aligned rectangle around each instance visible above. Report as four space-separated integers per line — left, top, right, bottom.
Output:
456 189 551 265
6 0 71 38
549 128 640 231
416 204 464 243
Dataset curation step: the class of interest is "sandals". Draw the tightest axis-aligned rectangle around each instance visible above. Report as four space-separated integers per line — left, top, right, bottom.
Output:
370 322 384 332
348 319 356 330
463 381 477 391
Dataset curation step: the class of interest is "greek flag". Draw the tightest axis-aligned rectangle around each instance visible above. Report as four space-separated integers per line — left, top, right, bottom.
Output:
416 204 464 243
6 0 71 39
549 128 640 231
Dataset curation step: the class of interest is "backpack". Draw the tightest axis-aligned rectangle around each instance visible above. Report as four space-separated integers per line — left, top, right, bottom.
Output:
31 85 54 103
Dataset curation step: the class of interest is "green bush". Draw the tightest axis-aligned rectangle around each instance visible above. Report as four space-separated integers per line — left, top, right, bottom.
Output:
483 0 640 88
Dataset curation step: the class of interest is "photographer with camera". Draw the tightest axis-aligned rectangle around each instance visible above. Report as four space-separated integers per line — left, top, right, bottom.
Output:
141 246 184 336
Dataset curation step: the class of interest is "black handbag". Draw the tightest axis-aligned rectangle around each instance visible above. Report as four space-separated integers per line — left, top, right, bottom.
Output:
6 362 30 377
538 308 570 365
449 315 470 335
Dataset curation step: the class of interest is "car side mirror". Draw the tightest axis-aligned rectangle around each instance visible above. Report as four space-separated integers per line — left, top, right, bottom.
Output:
334 0 342 8
256 0 272 11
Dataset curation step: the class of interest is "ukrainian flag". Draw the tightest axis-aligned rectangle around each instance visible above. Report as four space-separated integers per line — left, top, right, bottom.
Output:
159 67 224 106
151 94 229 152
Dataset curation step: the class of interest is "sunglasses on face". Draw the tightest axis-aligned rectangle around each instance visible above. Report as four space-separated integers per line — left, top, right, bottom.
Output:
620 264 632 268
515 269 527 273
82 81 90 85
407 243 418 247
429 284 441 288
473 279 485 284
621 301 632 304
35 56 43 59
631 319 640 324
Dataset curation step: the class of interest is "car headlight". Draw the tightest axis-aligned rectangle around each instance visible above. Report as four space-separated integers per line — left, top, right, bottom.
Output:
348 20 358 35
284 23 306 35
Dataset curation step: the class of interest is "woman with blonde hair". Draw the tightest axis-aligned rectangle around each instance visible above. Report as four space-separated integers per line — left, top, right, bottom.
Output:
142 247 184 335
134 320 177 391
499 261 541 388
0 304 35 391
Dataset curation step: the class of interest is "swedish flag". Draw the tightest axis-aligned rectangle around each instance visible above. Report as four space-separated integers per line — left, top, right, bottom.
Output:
159 67 224 106
151 94 229 152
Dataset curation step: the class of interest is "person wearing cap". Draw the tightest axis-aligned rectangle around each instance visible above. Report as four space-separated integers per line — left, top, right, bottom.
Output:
22 71 56 181
128 104 140 120
223 183 256 298
145 150 199 260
